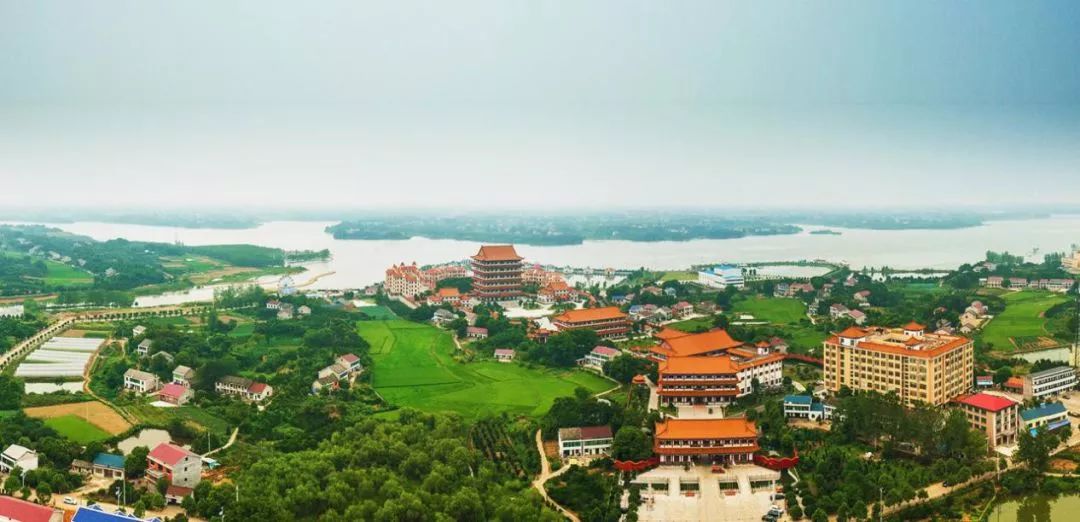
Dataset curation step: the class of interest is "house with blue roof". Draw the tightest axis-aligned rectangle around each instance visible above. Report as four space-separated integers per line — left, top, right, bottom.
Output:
92 453 126 480
71 504 161 522
783 394 835 421
1020 402 1070 435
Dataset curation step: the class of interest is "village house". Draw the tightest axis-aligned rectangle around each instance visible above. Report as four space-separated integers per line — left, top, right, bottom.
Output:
494 348 516 362
172 365 195 385
558 426 614 457
276 302 295 320
1021 366 1078 400
158 383 194 406
0 444 38 473
265 299 281 310
135 339 153 357
132 325 147 337
846 309 867 325
465 326 488 339
552 307 631 339
147 443 202 488
1009 277 1028 288
432 308 456 326
1020 402 1070 434
984 276 1004 289
671 301 693 318
336 353 363 374
427 287 463 306
216 375 273 402
73 453 126 480
966 301 988 317
952 393 1019 448
297 305 312 316
123 369 160 394
782 395 835 421
580 346 621 370
311 375 339 394
653 418 759 465
0 495 63 522
829 303 849 320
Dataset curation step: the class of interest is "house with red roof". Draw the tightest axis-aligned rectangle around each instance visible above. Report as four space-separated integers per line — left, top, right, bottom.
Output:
0 495 63 522
952 392 1020 447
216 375 273 402
158 383 193 406
493 348 516 362
580 346 621 369
147 442 202 488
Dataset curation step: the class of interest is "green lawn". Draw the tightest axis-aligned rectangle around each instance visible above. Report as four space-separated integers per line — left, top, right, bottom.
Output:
732 297 806 324
659 271 697 282
981 291 1069 351
45 414 111 444
667 317 715 333
124 403 231 435
358 320 612 419
357 306 397 320
42 260 94 287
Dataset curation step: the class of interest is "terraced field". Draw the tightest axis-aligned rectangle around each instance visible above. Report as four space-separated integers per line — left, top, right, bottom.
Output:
358 320 611 419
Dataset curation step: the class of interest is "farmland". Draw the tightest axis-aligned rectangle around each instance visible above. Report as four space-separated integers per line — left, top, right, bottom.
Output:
980 291 1070 351
732 297 806 324
24 400 132 435
358 320 611 419
44 414 112 444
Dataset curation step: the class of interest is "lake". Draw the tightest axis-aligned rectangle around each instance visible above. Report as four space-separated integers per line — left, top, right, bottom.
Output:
12 215 1080 291
989 494 1080 521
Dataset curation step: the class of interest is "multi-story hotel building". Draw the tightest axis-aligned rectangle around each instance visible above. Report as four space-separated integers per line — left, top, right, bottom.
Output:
1021 366 1078 400
471 245 524 301
952 392 1020 448
822 322 974 406
657 351 783 406
384 262 427 298
552 306 631 339
653 418 759 465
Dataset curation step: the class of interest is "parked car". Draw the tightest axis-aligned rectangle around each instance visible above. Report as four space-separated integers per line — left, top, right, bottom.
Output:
63 497 77 506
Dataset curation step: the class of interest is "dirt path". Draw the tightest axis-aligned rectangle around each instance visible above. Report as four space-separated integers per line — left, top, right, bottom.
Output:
533 429 581 522
204 427 240 457
81 337 139 426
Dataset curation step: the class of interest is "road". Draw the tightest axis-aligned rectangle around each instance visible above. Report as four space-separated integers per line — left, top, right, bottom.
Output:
204 427 240 457
532 429 580 522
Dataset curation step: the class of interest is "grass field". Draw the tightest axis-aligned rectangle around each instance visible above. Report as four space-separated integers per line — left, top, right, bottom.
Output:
124 403 231 435
357 306 397 320
659 271 697 282
358 320 612 419
667 317 715 333
42 260 94 287
24 401 132 435
732 297 806 324
45 414 112 444
981 291 1069 351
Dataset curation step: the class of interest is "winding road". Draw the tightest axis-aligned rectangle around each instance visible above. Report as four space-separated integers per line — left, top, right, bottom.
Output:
533 429 581 522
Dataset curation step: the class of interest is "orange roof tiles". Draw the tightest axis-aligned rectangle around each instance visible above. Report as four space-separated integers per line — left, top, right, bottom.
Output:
660 330 742 357
1004 376 1024 389
836 326 868 338
903 321 926 331
472 245 523 261
660 356 739 374
553 306 627 324
655 327 691 341
436 287 461 297
655 418 757 440
826 333 972 359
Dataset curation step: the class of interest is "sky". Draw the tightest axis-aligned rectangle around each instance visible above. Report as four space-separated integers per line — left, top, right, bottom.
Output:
1 1 1079 211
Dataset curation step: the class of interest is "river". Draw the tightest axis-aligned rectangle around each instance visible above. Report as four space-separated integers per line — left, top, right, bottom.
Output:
10 215 1080 291
989 494 1080 521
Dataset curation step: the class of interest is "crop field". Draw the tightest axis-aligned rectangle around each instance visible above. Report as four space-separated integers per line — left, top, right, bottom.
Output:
44 414 112 444
41 260 94 287
124 403 231 435
732 297 806 324
659 271 697 282
981 291 1069 351
358 320 611 419
357 305 397 320
24 400 132 435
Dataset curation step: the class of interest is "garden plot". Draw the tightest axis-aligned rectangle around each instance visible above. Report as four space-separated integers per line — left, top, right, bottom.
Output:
15 336 102 381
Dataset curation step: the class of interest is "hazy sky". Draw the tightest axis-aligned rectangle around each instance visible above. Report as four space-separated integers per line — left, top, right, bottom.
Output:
1 1 1078 210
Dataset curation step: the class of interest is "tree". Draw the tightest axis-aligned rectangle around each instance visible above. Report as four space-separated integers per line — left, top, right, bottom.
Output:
603 355 656 384
36 482 52 504
612 427 652 461
1017 429 1056 474
126 446 150 477
788 504 803 520
812 508 828 522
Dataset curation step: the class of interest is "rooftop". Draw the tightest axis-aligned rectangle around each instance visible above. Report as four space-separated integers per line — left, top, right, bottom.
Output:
558 425 613 441
954 392 1018 412
159 383 188 398
471 245 523 262
92 452 126 469
783 395 813 405
1020 402 1068 422
591 346 621 357
660 355 738 375
828 325 971 359
655 418 757 440
0 495 59 522
658 330 742 357
148 442 195 467
553 306 627 324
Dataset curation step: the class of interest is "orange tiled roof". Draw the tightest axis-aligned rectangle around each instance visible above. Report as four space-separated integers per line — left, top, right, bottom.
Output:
903 321 926 331
436 287 461 297
660 356 739 374
660 330 742 357
655 418 757 440
1004 376 1024 389
655 327 691 341
836 327 868 338
472 245 523 261
826 334 971 359
553 306 627 324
